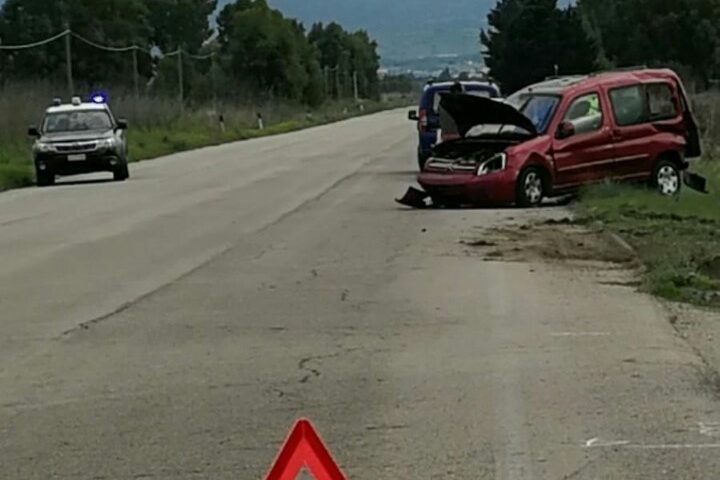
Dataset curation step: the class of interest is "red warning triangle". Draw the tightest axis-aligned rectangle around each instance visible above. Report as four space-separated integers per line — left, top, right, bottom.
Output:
264 418 347 480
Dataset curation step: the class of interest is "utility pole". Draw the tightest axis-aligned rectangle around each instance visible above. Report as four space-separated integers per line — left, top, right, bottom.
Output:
323 66 329 97
132 47 140 100
353 71 359 101
64 24 74 98
335 65 341 99
177 48 184 113
210 53 218 113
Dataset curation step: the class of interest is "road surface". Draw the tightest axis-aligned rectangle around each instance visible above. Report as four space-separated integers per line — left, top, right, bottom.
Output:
1 110 719 479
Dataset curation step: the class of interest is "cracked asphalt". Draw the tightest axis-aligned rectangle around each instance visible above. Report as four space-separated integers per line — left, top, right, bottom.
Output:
1 109 720 479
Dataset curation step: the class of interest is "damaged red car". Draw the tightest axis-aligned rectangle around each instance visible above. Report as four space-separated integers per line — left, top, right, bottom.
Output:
398 68 703 208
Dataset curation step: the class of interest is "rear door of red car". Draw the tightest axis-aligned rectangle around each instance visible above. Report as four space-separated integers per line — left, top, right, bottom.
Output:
552 90 615 189
605 81 684 181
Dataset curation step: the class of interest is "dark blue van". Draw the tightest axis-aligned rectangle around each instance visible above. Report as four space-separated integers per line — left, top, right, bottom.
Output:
408 81 501 169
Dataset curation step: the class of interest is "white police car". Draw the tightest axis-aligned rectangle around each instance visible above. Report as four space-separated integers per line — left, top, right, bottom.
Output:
28 95 129 186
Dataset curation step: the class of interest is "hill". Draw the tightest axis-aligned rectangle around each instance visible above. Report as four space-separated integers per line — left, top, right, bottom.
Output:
261 0 495 64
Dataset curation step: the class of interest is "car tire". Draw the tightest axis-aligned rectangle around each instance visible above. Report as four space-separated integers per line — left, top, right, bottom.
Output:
651 159 682 196
36 168 55 187
113 162 130 182
516 167 546 207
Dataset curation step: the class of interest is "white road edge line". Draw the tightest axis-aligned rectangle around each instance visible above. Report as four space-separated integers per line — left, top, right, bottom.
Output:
626 444 720 450
584 440 720 450
552 332 611 337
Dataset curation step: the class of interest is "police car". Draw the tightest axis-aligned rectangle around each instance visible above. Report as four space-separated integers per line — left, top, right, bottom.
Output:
28 95 129 186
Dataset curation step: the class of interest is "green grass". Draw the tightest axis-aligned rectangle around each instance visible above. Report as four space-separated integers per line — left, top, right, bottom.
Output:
577 159 720 307
0 98 410 191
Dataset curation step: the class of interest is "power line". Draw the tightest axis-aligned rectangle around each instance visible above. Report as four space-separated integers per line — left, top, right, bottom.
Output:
163 49 213 60
71 32 139 53
185 52 214 61
0 29 208 60
0 30 70 50
0 29 217 110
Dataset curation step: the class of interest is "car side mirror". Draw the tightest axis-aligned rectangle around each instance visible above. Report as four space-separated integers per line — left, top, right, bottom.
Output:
556 121 575 140
28 126 40 138
408 110 418 121
116 119 128 130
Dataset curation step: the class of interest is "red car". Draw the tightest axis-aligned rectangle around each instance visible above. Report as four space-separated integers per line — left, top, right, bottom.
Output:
398 68 703 208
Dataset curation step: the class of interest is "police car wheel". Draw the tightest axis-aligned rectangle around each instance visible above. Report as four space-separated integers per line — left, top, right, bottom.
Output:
113 164 129 181
36 169 55 187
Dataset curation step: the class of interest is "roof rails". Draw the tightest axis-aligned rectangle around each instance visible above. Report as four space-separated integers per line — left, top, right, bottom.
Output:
589 65 648 76
543 74 586 81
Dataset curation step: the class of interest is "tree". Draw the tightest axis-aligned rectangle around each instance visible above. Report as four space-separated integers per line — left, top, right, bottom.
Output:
308 22 380 99
578 0 720 87
217 0 324 104
146 0 218 52
481 0 598 93
0 0 153 87
0 0 378 106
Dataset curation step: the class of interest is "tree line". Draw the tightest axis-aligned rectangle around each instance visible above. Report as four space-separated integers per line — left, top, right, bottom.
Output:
481 0 720 94
0 0 381 106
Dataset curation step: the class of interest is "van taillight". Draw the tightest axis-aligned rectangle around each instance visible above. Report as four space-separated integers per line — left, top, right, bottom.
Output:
419 109 428 133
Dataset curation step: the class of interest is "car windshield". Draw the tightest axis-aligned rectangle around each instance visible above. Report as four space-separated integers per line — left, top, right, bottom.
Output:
517 94 560 133
431 87 498 113
43 110 113 133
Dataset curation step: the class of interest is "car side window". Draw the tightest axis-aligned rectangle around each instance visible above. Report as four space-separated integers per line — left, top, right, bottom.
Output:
433 93 442 113
609 85 646 126
467 90 492 99
647 83 678 121
562 92 603 135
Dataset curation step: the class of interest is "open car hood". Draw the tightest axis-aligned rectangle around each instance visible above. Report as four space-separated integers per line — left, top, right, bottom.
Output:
439 93 538 138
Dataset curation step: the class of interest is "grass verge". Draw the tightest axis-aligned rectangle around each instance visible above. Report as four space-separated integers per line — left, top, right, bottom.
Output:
0 98 409 191
576 159 720 307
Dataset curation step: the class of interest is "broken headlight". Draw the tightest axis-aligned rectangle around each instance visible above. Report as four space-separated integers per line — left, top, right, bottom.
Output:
477 152 507 176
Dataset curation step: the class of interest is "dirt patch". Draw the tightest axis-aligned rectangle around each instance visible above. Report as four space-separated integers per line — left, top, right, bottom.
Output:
462 220 636 265
459 239 497 248
665 301 720 398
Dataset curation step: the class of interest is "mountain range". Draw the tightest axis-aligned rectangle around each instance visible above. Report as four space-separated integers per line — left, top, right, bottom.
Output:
260 0 495 64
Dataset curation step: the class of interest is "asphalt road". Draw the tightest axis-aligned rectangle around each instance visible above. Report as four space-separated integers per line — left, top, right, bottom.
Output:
1 110 719 479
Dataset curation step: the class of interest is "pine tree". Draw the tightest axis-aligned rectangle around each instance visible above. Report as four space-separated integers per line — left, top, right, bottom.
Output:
481 0 598 94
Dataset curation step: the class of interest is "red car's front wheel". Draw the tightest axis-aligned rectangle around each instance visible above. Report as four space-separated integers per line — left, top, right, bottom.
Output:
516 167 546 207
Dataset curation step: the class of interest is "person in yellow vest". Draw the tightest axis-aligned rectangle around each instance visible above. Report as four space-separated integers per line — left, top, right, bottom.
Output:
588 94 600 116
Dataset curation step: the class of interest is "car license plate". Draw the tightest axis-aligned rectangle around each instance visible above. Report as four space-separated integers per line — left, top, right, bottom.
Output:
67 154 86 162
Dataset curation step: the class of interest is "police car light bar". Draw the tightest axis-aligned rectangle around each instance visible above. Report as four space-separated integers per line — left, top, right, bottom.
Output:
90 93 108 104
71 96 82 106
52 97 62 106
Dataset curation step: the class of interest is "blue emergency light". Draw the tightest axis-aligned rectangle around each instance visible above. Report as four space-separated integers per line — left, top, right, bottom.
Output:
90 92 108 104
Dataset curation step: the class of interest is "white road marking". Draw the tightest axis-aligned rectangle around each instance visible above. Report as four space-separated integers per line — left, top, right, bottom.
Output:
584 438 720 450
699 422 720 437
583 438 629 448
552 332 611 337
626 444 720 450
